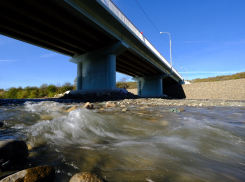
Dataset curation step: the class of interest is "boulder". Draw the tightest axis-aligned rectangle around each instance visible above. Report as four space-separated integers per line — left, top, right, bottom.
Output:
0 140 28 162
66 106 78 112
121 108 127 112
105 102 115 108
0 122 3 128
40 115 54 120
69 172 104 182
0 165 55 182
82 102 93 109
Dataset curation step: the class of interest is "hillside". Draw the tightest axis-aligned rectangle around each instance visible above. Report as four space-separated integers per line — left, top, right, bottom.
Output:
191 72 245 83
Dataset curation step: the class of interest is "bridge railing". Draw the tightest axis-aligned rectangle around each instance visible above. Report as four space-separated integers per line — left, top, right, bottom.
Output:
100 0 182 80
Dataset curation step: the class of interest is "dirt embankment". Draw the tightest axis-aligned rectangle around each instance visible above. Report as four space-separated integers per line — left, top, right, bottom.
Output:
128 78 245 100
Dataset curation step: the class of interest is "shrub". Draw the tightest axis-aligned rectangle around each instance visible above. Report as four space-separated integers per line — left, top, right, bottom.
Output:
47 85 57 93
0 91 6 99
17 90 29 99
5 87 18 99
116 81 137 89
29 90 39 98
59 85 74 93
48 92 55 98
38 90 47 98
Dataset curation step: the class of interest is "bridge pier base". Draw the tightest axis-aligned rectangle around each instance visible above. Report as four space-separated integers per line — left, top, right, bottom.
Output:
70 41 129 94
135 74 168 97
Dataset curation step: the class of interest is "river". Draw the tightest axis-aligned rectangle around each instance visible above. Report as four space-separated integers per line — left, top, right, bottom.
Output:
0 100 245 181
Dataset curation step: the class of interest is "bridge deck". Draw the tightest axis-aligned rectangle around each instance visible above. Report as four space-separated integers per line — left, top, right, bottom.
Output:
0 0 183 84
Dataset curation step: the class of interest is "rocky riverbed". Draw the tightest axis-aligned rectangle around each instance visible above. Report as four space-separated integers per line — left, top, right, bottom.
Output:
1 96 245 182
1 97 245 107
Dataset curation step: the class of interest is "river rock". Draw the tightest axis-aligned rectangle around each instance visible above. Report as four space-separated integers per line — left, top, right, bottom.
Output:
69 172 104 182
160 121 169 126
0 140 28 162
66 106 78 112
0 122 3 128
121 108 127 112
105 102 115 107
82 102 93 109
0 165 55 182
178 108 185 112
169 108 181 113
40 115 54 120
120 105 126 108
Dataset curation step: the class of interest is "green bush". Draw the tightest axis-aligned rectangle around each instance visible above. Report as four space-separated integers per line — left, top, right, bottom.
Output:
17 90 29 99
29 90 39 98
0 91 6 99
59 85 74 93
47 85 57 93
48 92 56 98
116 81 137 89
38 90 47 98
5 87 18 99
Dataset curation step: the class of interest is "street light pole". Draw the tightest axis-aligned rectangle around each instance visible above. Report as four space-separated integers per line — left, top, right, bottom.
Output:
181 67 188 80
160 32 172 74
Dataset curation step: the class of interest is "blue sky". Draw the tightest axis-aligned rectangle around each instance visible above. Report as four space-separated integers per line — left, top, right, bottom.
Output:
1 0 245 89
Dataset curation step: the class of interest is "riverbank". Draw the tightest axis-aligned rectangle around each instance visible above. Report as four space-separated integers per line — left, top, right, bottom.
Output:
130 78 245 100
1 98 245 107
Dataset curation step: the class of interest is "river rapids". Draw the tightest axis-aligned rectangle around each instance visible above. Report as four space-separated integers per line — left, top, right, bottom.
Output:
0 101 245 181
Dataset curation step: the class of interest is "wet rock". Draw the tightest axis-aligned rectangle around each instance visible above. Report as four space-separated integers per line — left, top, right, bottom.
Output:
99 108 105 110
146 118 158 123
82 102 93 109
169 108 181 113
26 143 33 151
105 102 115 107
69 172 104 182
0 122 3 128
66 106 78 112
0 140 28 162
139 107 145 110
120 105 126 108
28 152 39 159
178 108 185 112
0 165 55 182
40 115 54 120
160 121 169 126
121 108 127 112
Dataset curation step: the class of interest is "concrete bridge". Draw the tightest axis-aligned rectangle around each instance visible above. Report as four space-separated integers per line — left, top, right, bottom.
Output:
0 0 184 97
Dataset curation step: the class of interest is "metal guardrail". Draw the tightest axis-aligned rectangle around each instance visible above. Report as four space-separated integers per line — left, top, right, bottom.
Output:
100 0 182 80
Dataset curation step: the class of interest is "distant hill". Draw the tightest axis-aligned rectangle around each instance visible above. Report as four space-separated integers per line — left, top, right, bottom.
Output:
191 72 245 83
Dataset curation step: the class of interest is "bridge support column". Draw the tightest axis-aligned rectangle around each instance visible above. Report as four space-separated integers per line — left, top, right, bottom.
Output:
134 74 168 97
70 41 129 94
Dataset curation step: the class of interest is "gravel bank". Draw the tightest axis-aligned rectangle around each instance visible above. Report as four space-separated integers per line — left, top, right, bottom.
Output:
1 98 244 107
115 98 245 107
182 78 245 100
130 79 245 100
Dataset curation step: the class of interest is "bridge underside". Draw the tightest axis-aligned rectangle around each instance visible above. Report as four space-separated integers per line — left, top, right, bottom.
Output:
0 0 180 97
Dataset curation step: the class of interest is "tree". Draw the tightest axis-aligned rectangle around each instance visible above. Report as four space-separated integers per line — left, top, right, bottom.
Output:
119 76 130 82
47 85 57 93
40 83 48 89
5 87 18 99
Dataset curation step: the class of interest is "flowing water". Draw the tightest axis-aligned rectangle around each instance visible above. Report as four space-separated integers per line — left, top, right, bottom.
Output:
0 101 245 182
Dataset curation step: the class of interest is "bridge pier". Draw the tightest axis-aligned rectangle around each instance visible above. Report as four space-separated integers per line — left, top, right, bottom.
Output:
135 74 168 97
70 41 129 94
